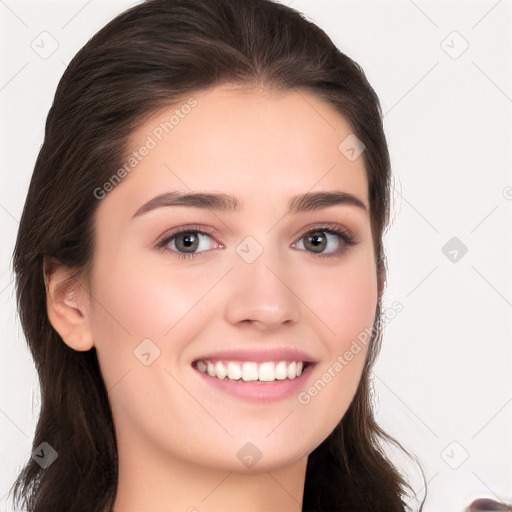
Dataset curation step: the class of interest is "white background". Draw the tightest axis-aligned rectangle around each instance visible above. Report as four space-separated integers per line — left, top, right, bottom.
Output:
1 1 511 511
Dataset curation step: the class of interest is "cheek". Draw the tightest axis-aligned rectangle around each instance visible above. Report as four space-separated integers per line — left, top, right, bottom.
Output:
302 250 378 345
87 253 217 389
293 254 377 425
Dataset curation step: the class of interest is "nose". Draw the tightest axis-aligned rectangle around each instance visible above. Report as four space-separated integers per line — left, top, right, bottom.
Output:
223 243 301 330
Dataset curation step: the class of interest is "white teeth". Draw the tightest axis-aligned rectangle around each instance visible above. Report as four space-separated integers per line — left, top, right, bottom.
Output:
287 361 296 379
274 361 288 380
215 361 227 380
207 361 216 377
195 359 307 381
241 362 259 381
258 362 275 381
227 361 242 380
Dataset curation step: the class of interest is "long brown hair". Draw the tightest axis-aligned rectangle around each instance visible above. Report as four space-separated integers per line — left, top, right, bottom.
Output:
10 0 426 510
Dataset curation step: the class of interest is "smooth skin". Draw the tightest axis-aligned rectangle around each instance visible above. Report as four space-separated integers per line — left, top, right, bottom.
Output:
45 84 381 512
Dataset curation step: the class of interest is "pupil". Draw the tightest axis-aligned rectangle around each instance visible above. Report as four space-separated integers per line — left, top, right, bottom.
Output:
179 232 198 251
307 231 325 252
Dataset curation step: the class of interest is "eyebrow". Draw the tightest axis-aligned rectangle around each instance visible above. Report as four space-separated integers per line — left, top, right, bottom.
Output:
131 190 368 219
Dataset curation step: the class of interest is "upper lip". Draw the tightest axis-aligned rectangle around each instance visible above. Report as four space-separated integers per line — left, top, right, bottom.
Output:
193 347 318 364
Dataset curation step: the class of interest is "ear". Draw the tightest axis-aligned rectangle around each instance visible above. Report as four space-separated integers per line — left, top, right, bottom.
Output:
43 257 94 351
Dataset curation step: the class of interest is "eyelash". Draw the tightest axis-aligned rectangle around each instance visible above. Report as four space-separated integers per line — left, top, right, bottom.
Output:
154 222 357 261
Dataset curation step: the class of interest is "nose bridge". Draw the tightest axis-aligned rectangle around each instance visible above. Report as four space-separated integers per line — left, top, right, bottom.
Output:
223 234 301 328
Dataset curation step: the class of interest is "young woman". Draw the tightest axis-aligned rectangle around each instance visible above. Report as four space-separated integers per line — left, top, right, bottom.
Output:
8 0 431 510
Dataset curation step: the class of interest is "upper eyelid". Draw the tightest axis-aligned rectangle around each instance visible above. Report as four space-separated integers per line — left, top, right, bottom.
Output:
156 224 218 244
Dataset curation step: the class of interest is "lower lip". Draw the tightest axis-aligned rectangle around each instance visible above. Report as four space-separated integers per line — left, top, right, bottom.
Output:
193 363 316 403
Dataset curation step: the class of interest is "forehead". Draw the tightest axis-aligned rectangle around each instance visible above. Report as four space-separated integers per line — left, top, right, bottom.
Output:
101 84 369 216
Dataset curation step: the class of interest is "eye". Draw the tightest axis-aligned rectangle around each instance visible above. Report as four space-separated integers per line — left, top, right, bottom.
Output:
155 224 221 260
154 222 357 261
292 223 356 258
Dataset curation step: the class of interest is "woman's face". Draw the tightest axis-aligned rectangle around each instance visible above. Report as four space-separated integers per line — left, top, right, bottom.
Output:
86 85 378 472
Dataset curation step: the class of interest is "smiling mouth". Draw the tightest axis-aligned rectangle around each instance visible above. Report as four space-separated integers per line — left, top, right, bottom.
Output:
192 359 313 382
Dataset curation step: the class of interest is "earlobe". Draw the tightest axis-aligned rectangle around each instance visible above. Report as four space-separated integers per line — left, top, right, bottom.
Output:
43 258 94 352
